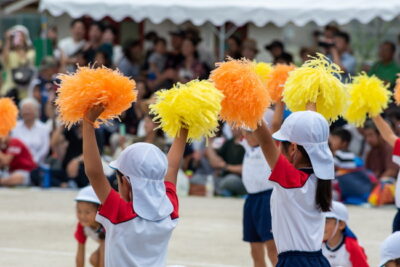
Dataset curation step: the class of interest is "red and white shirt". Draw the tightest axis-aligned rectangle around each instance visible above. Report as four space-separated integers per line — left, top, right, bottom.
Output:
74 223 103 244
269 155 324 253
2 138 36 172
392 139 400 208
96 181 179 267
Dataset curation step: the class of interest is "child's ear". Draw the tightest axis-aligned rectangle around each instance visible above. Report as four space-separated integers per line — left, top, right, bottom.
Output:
339 221 346 231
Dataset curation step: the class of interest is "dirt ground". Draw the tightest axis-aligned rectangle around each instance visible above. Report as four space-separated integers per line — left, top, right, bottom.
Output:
0 188 395 267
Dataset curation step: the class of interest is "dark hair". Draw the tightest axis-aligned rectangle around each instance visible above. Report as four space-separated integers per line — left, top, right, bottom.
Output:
229 35 242 47
335 31 350 44
95 50 112 68
382 41 396 53
154 37 167 47
123 39 142 63
274 53 293 64
90 21 105 32
104 25 117 37
281 141 332 212
364 119 380 134
70 18 85 28
331 128 352 144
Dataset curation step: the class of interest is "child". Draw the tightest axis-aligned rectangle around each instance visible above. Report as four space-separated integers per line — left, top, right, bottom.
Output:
371 115 400 232
82 104 188 266
75 185 105 267
329 128 363 170
322 201 368 267
253 109 333 267
242 129 277 266
380 231 400 267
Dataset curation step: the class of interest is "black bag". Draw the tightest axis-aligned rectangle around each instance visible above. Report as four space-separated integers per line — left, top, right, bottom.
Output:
12 65 34 85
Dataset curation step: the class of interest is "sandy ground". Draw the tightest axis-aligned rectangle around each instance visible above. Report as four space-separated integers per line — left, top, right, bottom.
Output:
0 188 395 267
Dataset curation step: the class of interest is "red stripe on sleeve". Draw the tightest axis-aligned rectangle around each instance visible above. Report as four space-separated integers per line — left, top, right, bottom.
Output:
74 223 87 244
98 189 137 224
165 181 179 219
269 154 310 188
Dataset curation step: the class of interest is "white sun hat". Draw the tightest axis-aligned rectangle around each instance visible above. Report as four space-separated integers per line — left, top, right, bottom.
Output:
379 231 400 267
75 186 100 205
109 142 173 221
324 201 348 222
272 110 334 180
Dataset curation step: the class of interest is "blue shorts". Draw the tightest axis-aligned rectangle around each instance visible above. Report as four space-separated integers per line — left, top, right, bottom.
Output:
393 208 400 232
243 189 273 242
277 250 330 267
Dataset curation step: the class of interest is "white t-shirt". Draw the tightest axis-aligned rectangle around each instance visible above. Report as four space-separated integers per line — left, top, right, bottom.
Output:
269 155 324 253
96 182 178 267
58 37 86 57
241 141 273 194
322 241 351 267
391 139 400 208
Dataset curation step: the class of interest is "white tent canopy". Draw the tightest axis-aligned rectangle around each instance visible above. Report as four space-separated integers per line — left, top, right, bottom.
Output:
40 0 400 27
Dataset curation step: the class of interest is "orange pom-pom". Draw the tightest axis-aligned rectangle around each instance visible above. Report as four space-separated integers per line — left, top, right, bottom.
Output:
395 75 400 105
56 66 137 128
267 64 296 102
0 98 18 137
210 59 271 129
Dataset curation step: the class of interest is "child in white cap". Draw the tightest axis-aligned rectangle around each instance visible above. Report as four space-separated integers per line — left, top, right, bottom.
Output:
82 105 188 267
74 185 105 267
322 201 368 267
372 115 400 232
380 231 400 267
253 110 333 267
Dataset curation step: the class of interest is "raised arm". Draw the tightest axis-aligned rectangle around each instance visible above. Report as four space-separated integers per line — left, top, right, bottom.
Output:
253 120 280 169
165 128 188 184
83 105 111 203
271 100 285 133
372 115 398 147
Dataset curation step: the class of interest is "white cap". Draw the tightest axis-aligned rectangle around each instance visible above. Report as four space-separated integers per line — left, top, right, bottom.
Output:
109 142 173 221
272 111 334 180
324 201 348 222
75 186 100 205
380 231 400 266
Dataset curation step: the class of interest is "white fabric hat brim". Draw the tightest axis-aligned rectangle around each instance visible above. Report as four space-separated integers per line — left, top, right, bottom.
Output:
75 186 101 205
272 130 288 142
302 142 334 180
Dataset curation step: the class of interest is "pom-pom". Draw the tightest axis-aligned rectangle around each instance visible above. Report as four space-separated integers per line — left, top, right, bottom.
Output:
394 75 400 105
344 73 391 127
55 66 137 128
210 59 271 129
255 62 273 85
0 98 18 137
282 53 347 123
267 64 296 102
149 80 224 142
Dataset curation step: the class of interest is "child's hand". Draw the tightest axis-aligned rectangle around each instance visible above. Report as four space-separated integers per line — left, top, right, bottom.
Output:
85 104 105 123
306 102 317 111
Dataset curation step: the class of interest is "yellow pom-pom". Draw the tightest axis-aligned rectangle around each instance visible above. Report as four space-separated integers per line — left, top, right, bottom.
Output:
210 59 271 129
0 98 18 137
267 64 296 102
283 53 347 123
55 66 137 129
149 80 224 142
255 62 273 85
394 75 400 105
344 73 391 127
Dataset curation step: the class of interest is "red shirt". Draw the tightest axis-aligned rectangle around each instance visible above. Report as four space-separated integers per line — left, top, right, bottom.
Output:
2 138 36 172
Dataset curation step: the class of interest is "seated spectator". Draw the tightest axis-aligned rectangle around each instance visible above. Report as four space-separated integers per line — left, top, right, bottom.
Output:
177 38 208 83
299 47 317 64
102 25 123 66
265 40 293 64
369 41 400 90
364 120 399 179
206 128 246 196
241 39 259 61
117 39 143 79
148 38 168 78
328 31 356 82
83 21 113 65
57 19 86 63
329 128 362 171
93 50 112 68
380 231 400 267
11 98 50 166
226 36 242 59
0 134 36 186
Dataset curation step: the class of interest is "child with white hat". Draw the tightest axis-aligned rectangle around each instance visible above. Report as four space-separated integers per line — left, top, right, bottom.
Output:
82 105 188 267
322 201 368 267
253 110 333 266
380 231 400 267
74 185 105 267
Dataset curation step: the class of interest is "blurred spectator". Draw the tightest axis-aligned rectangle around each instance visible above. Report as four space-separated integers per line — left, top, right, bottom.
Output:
118 39 143 79
242 39 259 61
299 47 317 64
31 57 59 121
329 128 362 170
102 25 123 65
94 50 112 68
0 135 36 186
364 120 398 179
226 36 242 59
58 19 86 70
166 29 185 69
207 129 246 196
265 40 293 64
328 31 356 82
369 41 400 89
323 24 340 42
84 21 113 65
177 38 208 83
11 98 50 166
1 25 35 94
148 37 168 76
